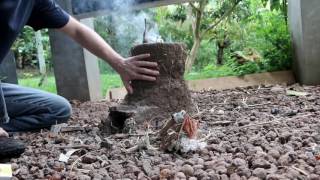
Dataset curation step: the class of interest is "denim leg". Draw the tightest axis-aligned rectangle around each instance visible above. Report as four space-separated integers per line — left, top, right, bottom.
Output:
0 83 72 132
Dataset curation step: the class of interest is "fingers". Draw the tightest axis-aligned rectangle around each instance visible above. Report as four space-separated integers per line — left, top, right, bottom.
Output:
136 74 157 81
123 80 133 94
132 54 150 60
137 67 160 76
133 61 158 68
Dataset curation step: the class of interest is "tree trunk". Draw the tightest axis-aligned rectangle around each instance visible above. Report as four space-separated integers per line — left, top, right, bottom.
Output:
185 38 201 72
217 42 224 66
35 31 46 75
185 0 207 73
100 43 196 135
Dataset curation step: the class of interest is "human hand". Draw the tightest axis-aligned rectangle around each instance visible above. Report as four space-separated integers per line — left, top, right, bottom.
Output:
0 127 8 138
117 54 159 94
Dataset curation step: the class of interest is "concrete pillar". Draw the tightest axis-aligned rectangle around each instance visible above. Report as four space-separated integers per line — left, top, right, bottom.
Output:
0 51 18 84
49 18 102 101
288 0 320 85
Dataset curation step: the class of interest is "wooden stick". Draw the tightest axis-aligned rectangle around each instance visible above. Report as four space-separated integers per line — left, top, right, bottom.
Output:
55 145 96 149
291 166 310 177
238 120 280 129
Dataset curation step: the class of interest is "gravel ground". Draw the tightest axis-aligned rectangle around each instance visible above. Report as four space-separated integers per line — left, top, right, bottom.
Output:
6 84 320 180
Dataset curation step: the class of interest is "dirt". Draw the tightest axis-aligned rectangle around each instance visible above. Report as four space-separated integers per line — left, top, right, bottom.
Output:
101 43 196 134
5 84 320 180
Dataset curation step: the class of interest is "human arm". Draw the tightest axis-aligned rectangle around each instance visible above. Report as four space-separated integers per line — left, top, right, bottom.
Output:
59 17 159 94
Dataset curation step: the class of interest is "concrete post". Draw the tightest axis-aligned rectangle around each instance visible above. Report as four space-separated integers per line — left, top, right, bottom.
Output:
288 0 320 85
49 18 102 101
0 51 18 84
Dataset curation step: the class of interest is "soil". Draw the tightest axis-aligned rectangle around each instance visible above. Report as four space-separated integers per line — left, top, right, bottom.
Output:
5 84 320 180
101 43 196 135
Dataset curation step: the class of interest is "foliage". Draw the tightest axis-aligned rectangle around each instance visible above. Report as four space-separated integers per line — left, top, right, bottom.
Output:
14 0 292 93
12 27 51 70
156 0 292 75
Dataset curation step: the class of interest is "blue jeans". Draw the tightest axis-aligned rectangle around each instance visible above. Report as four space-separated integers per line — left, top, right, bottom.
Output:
0 83 71 132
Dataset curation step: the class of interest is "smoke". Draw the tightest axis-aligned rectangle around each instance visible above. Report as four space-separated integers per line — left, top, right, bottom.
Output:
111 0 163 44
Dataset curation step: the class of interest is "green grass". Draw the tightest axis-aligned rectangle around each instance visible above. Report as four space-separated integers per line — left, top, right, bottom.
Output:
185 65 237 80
19 74 123 96
18 65 250 96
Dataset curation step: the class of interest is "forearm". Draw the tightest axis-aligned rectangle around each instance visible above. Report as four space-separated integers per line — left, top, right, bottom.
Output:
60 17 124 72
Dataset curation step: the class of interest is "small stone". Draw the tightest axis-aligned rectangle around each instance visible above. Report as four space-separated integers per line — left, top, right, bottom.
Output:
265 131 277 141
208 171 220 180
220 174 229 180
215 166 227 174
204 161 215 169
268 149 280 159
248 177 259 180
279 132 292 144
251 159 271 169
174 172 186 180
197 158 204 165
160 169 171 179
230 173 241 180
284 168 300 179
181 164 194 176
50 173 62 180
78 175 91 180
266 174 286 180
100 138 113 149
233 158 246 167
217 110 224 115
278 153 291 166
193 165 204 170
310 174 320 180
142 159 153 176
271 86 284 92
93 174 103 180
252 168 267 179
238 120 250 126
237 166 251 177
271 108 280 115
189 177 197 180
82 155 97 164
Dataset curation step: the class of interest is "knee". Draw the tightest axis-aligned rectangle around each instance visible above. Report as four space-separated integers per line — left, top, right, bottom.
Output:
51 96 72 123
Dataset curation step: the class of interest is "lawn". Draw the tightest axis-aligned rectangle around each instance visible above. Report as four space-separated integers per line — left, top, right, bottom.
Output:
18 70 242 96
19 74 123 96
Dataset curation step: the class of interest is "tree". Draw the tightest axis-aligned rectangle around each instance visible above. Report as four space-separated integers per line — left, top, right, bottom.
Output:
262 0 287 23
185 0 243 72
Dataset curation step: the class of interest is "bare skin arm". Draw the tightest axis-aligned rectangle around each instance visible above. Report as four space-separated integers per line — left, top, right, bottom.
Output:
0 127 9 137
59 16 159 94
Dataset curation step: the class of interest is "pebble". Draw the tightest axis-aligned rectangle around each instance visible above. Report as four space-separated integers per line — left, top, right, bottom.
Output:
181 164 194 176
174 172 186 180
233 158 246 167
82 155 97 164
78 175 91 180
230 173 241 180
268 149 280 159
251 159 271 169
252 168 267 179
10 85 320 179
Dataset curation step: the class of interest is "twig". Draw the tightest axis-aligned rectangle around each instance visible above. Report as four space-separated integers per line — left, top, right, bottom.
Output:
209 121 234 126
70 152 91 173
291 166 310 177
200 131 214 141
238 120 281 130
55 145 96 149
195 103 200 114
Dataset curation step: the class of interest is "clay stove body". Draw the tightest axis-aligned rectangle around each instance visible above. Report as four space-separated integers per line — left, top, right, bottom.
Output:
100 43 196 134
